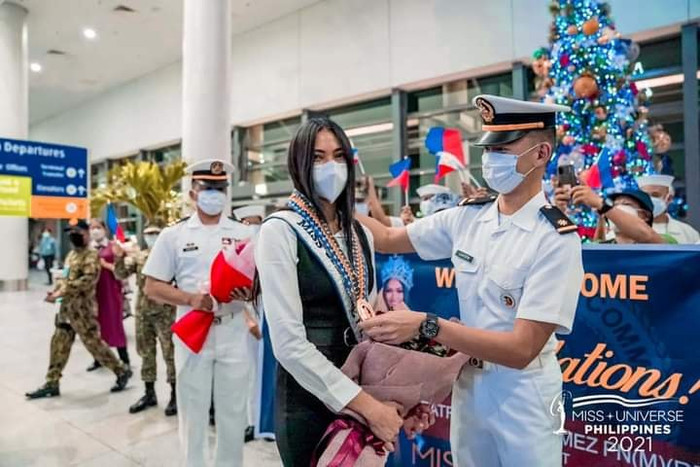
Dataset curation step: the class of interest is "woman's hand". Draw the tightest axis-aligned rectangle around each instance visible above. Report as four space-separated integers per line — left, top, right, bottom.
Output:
359 310 426 344
403 404 436 439
365 401 403 445
188 293 214 311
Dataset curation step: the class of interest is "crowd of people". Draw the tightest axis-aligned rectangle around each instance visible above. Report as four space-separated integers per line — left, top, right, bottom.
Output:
22 93 699 467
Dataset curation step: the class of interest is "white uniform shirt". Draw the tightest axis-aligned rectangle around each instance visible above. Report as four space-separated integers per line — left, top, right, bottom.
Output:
255 219 377 412
653 216 700 244
406 191 583 355
142 214 254 320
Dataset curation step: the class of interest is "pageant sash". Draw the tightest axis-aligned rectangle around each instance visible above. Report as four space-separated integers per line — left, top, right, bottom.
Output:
265 210 365 340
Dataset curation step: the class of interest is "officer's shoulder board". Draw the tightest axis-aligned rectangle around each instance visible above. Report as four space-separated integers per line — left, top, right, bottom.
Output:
168 216 190 228
540 205 578 234
458 194 498 207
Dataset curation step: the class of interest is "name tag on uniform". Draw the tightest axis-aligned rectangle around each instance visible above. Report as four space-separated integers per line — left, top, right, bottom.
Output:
182 243 199 252
455 250 474 263
221 237 233 246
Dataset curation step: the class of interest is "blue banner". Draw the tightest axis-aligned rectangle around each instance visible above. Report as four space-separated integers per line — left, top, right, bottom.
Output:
258 245 700 466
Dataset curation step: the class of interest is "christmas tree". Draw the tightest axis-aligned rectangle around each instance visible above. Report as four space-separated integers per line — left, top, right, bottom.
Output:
533 0 655 239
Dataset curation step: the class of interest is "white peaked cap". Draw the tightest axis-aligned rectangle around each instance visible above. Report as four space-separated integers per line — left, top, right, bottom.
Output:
233 205 265 220
637 174 674 188
416 184 451 198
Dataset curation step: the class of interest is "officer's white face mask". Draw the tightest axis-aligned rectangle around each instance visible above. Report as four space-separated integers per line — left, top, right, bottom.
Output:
144 234 158 249
195 189 227 216
481 143 546 194
313 161 348 203
651 196 668 217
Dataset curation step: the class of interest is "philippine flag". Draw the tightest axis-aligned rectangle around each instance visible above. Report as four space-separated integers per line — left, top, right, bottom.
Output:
583 147 614 190
435 151 465 182
425 127 466 166
387 157 412 191
106 203 126 242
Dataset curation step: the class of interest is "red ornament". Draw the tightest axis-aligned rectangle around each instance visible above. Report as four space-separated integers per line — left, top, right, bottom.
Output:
581 143 598 155
630 82 639 96
612 150 626 166
636 141 650 160
559 54 570 66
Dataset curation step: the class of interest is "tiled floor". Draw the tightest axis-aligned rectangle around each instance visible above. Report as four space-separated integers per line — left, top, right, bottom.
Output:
0 271 281 467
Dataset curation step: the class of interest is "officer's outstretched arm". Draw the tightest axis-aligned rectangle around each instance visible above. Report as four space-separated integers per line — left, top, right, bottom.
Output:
356 213 414 254
144 276 193 308
433 318 557 370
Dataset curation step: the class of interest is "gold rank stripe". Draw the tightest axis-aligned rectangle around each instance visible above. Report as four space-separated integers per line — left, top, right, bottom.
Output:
557 224 578 233
481 122 545 131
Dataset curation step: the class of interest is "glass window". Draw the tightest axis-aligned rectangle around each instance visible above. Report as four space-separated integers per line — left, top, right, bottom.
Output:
244 117 301 184
407 73 513 114
147 143 182 166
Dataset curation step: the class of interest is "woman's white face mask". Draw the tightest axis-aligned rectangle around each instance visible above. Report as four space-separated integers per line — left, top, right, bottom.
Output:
313 161 348 203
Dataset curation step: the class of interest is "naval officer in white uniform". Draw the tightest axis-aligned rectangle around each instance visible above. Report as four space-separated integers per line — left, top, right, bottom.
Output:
358 95 584 466
143 160 254 467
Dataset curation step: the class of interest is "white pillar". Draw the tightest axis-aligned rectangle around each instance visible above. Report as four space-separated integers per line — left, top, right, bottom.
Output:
182 0 232 165
0 2 29 291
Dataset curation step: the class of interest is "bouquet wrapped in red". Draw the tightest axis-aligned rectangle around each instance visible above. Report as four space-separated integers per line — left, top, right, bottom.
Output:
312 340 469 466
171 239 255 353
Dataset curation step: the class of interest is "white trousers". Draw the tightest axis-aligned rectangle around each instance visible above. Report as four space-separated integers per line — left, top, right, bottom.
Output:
450 353 563 467
174 312 250 467
245 332 260 427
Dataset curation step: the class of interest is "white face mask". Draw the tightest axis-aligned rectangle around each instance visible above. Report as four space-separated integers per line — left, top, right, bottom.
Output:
651 196 667 217
90 228 106 241
481 144 544 194
420 200 431 216
313 161 348 203
195 189 227 216
144 234 158 249
355 202 369 216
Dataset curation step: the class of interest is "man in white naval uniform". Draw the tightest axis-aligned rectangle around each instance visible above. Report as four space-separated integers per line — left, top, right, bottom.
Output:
143 160 253 467
637 174 700 244
359 95 584 466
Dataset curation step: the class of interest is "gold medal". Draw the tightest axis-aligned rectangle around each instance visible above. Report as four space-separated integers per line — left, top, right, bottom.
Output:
356 298 375 321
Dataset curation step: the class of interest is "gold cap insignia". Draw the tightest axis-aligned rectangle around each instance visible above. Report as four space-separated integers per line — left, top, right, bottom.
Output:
210 161 224 175
557 219 568 226
475 97 495 123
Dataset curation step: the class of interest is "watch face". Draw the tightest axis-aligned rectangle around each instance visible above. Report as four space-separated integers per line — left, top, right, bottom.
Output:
421 319 439 339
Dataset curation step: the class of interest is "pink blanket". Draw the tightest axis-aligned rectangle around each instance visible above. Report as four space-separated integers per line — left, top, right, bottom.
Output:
313 341 469 467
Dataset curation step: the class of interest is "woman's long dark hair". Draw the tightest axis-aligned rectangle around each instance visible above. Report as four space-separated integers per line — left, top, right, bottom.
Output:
252 117 356 308
287 116 356 255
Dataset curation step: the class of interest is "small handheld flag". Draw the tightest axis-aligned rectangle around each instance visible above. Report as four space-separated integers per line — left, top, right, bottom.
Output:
352 148 366 175
435 151 465 182
425 127 465 166
106 203 126 242
387 158 411 191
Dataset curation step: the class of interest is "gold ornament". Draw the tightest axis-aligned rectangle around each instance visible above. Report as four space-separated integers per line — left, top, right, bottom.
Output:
582 17 600 36
573 73 598 99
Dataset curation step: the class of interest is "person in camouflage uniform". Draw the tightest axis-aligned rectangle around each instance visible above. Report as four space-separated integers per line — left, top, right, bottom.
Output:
114 225 177 416
26 220 132 399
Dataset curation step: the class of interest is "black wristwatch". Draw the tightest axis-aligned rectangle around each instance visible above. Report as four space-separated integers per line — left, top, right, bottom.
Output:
597 197 614 216
419 313 440 339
